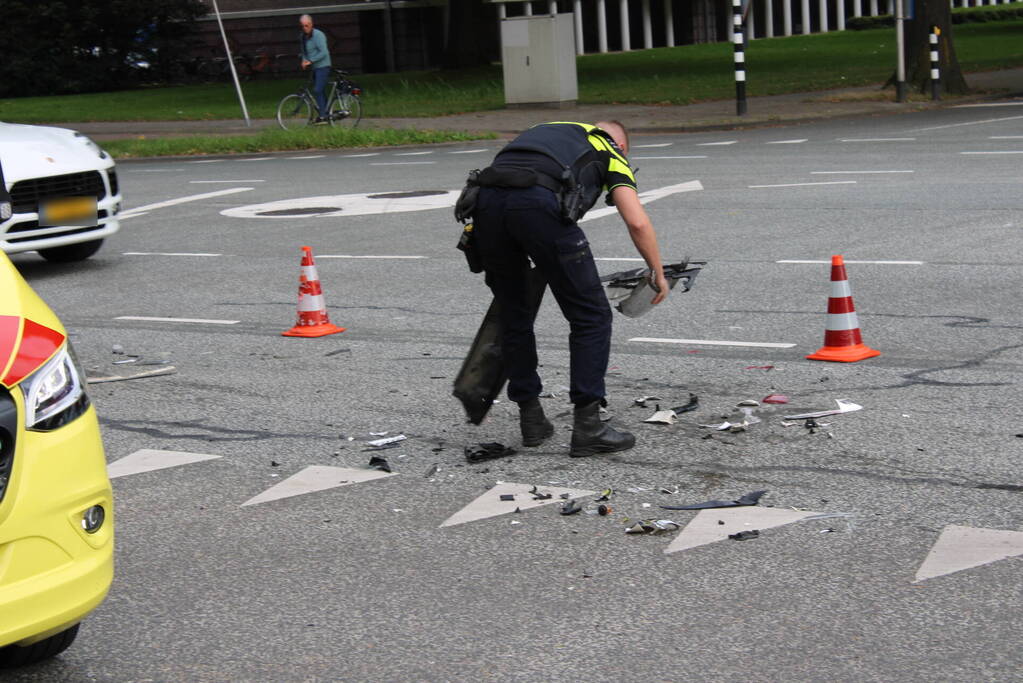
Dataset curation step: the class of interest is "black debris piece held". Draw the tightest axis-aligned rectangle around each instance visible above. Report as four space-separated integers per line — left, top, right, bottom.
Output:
660 489 768 511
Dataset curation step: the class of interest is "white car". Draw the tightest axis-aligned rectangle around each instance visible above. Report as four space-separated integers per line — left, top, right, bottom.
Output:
0 122 121 262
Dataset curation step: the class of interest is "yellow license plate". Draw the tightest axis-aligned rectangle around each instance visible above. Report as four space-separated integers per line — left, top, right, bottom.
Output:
39 196 97 227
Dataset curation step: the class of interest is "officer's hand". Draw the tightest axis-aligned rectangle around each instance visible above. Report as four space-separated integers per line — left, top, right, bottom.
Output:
301 60 311 69
650 273 670 305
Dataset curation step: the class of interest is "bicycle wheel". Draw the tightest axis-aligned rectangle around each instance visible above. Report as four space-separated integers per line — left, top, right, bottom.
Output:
277 93 312 130
329 93 362 128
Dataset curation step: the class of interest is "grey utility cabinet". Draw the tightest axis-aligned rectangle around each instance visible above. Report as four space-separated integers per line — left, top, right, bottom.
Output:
500 13 578 108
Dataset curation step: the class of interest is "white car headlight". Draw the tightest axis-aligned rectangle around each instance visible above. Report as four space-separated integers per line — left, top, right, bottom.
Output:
73 131 109 160
21 344 90 430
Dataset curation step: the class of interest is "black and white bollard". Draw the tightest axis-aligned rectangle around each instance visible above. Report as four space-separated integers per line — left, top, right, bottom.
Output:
733 0 747 116
930 27 941 101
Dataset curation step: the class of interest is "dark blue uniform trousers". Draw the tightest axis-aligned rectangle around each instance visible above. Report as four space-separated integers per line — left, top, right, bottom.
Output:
474 185 612 406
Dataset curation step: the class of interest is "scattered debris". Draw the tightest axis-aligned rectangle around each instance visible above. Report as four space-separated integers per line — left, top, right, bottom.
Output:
660 486 680 495
594 488 613 502
634 395 662 407
87 366 177 384
423 463 439 478
112 356 139 365
762 394 789 404
729 530 760 541
465 442 516 464
745 365 774 370
625 519 680 535
699 421 734 431
112 344 125 355
597 504 612 516
737 399 760 407
784 399 862 420
560 499 583 515
819 528 836 533
499 494 516 502
645 407 677 424
660 490 768 511
367 434 406 448
674 394 699 413
367 456 392 473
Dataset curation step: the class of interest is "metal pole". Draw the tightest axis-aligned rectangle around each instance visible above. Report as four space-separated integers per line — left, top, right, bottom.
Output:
733 0 747 115
895 0 906 101
930 28 941 100
210 0 250 126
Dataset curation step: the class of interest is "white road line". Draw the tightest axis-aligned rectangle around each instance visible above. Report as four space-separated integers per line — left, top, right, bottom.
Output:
342 153 380 157
370 161 437 165
119 187 253 218
394 151 434 156
189 180 266 183
316 254 427 259
581 180 703 223
749 180 857 189
960 150 1023 155
594 257 644 262
990 135 1023 139
911 115 1023 132
123 252 222 257
630 337 796 349
777 259 923 265
811 170 914 175
632 155 708 159
634 142 674 148
136 169 182 173
767 139 808 144
237 157 274 162
188 159 225 164
953 102 1023 108
286 155 326 159
115 316 240 325
449 149 490 154
697 140 737 146
839 138 916 142
119 212 149 220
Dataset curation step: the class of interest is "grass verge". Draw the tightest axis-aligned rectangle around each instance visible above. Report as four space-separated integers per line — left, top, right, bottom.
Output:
101 127 496 159
0 19 1019 123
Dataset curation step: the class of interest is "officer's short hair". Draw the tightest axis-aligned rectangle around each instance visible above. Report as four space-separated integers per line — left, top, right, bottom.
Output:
597 120 629 151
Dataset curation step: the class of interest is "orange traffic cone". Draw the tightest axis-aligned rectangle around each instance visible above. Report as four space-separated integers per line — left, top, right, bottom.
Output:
282 246 345 338
806 255 880 363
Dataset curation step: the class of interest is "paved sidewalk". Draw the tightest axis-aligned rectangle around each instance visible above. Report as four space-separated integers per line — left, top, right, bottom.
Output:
67 68 1023 142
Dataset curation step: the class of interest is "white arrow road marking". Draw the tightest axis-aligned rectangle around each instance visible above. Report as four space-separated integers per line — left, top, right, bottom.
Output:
120 187 254 219
108 449 221 479
914 525 1023 582
440 483 596 528
222 190 460 218
242 466 397 507
664 507 824 554
581 180 703 223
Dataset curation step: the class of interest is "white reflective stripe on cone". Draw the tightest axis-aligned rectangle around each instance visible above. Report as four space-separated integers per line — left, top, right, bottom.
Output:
829 279 852 298
298 295 326 312
302 265 320 280
825 312 861 331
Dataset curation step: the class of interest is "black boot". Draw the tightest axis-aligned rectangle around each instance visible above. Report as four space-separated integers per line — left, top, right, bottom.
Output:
518 398 554 447
570 401 635 458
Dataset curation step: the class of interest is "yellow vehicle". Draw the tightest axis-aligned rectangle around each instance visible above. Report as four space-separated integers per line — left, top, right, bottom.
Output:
0 161 113 667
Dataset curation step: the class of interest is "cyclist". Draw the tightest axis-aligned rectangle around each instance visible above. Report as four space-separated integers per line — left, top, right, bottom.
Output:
299 14 331 124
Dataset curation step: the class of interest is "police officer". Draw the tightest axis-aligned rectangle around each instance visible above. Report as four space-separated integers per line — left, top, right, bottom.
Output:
471 121 669 457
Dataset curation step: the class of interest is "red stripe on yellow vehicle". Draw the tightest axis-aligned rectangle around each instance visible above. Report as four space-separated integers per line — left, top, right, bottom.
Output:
1 318 65 388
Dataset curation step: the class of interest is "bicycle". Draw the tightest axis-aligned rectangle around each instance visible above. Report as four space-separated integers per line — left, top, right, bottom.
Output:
276 69 363 130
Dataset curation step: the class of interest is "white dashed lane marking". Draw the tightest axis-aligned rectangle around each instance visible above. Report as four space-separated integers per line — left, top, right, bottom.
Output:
629 337 796 349
749 180 857 189
115 316 240 325
119 187 254 219
190 180 266 184
316 254 427 259
286 155 326 159
188 159 226 163
341 153 380 157
839 138 916 142
697 140 738 146
108 449 221 479
371 161 437 165
632 155 708 160
449 149 490 154
237 157 274 162
122 252 221 257
394 151 434 156
811 170 914 175
634 142 674 148
960 150 1023 155
766 139 808 144
777 259 923 265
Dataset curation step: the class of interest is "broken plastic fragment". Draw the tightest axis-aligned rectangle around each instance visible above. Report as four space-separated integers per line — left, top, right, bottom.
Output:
737 399 760 407
699 421 733 431
367 434 406 447
672 394 699 414
625 519 680 535
112 344 124 355
762 394 789 404
597 504 611 516
367 456 392 473
423 463 439 478
660 489 768 510
465 442 516 464
560 499 583 515
645 409 677 425
784 399 862 420
499 494 516 502
633 395 662 407
594 488 613 502
729 530 760 541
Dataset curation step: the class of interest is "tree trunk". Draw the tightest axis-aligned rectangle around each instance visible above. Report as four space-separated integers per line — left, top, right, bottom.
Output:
902 0 969 94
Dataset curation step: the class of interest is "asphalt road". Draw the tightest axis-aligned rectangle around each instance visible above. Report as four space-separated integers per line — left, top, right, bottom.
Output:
8 103 1023 682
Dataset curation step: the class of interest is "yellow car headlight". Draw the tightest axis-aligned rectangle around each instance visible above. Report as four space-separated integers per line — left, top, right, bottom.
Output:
21 344 90 431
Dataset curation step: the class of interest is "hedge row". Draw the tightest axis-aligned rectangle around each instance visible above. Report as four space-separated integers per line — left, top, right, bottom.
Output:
847 4 1023 30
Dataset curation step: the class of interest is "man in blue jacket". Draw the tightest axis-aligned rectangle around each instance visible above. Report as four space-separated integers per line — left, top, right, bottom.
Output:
299 14 332 124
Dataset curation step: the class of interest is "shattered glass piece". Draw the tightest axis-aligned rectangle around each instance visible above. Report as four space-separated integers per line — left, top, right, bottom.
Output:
367 456 392 473
368 434 405 447
625 519 680 535
660 489 768 510
784 399 863 420
729 530 760 541
369 431 389 436
560 499 583 515
465 442 516 464
634 395 662 407
762 394 789 404
672 394 699 414
645 409 677 425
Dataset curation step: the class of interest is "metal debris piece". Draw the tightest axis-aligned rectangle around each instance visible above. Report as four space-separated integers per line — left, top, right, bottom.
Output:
87 366 177 384
367 434 406 448
762 394 789 404
423 463 439 478
112 356 140 364
500 494 516 502
634 395 662 407
729 530 760 541
560 499 583 515
738 399 760 407
625 519 680 535
673 393 699 413
367 456 392 473
465 442 516 464
784 399 862 420
660 489 768 511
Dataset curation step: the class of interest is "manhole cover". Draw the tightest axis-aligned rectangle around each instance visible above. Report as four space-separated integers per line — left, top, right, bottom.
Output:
256 207 341 216
367 190 448 199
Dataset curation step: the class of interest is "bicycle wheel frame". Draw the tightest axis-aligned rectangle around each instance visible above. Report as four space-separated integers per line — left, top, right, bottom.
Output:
277 93 313 130
329 92 362 128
